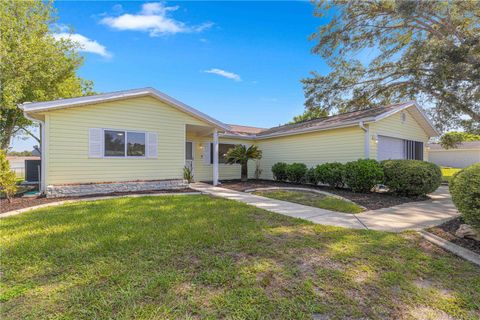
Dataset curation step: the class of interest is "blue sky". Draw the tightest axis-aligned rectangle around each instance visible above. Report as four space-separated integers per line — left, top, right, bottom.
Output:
12 1 331 151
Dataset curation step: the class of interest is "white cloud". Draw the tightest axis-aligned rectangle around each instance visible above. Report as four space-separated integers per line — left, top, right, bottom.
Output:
100 2 213 37
204 69 241 81
54 33 112 58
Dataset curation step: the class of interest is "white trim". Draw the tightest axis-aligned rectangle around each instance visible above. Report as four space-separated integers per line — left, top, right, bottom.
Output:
213 129 219 185
373 101 438 137
20 87 229 131
359 121 370 158
23 113 46 193
102 128 148 158
253 121 371 140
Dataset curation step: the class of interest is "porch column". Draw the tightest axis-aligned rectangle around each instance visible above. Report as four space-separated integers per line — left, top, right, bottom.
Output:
213 129 219 185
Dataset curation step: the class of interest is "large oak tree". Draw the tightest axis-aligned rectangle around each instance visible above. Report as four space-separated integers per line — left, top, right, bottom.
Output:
0 0 93 150
300 0 479 132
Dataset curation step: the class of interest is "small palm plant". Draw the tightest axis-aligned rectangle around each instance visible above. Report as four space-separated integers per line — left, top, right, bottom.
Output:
225 145 262 182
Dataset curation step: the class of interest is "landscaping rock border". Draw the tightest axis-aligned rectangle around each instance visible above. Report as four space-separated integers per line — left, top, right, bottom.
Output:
418 230 480 267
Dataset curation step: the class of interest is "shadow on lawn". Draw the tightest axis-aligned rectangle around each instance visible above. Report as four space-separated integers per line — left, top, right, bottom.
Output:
1 195 479 319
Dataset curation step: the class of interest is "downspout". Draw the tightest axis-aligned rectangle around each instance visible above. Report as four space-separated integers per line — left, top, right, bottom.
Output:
23 112 46 194
358 121 370 159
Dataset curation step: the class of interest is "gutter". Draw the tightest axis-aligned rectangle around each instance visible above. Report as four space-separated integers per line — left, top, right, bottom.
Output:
22 110 46 194
358 121 370 158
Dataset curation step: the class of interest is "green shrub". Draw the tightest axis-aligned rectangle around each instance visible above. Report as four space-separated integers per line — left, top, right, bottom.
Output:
344 159 383 193
450 163 480 231
286 163 308 183
183 166 193 183
315 162 345 188
0 150 18 202
271 162 288 181
306 167 319 185
382 160 442 197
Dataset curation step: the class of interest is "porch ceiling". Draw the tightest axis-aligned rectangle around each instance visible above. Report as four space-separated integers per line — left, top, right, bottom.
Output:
186 124 216 137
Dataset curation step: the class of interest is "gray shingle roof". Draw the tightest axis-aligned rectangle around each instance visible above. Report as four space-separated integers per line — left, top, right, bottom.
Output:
255 102 412 137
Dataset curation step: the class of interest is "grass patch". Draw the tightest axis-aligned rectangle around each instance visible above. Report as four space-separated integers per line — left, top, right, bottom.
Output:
1 195 479 319
441 167 461 183
253 189 364 213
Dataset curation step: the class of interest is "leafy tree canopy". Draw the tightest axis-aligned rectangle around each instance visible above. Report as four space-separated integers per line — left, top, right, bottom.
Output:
300 0 479 133
439 131 480 149
0 0 94 150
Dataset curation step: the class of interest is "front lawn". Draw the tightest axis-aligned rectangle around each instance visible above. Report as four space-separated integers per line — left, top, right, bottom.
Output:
441 167 461 183
1 195 479 319
252 189 364 213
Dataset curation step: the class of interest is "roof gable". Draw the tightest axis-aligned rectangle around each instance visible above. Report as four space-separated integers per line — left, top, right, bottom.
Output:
20 87 229 131
251 101 438 139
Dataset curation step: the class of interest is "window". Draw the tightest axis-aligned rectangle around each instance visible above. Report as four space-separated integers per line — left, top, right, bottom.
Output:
210 143 236 164
404 140 423 160
127 132 146 156
104 130 125 157
104 130 146 157
185 142 193 160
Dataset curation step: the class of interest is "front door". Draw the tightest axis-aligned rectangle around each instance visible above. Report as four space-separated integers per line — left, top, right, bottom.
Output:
185 141 194 175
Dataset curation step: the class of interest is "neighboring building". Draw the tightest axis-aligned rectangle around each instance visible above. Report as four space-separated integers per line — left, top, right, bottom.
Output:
428 141 480 168
7 156 41 178
20 87 438 197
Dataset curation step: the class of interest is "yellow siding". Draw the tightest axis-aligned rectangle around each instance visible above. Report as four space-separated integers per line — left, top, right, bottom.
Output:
369 109 429 160
187 136 257 181
45 96 211 185
256 127 365 180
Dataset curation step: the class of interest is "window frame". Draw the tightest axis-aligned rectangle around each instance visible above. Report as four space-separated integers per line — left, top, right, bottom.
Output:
210 143 238 165
103 128 147 159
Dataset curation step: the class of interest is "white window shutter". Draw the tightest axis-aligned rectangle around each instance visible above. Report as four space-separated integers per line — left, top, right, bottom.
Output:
203 142 211 165
147 132 158 158
89 128 103 158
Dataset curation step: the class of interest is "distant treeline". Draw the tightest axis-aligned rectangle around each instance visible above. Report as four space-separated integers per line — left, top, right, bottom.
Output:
7 151 34 156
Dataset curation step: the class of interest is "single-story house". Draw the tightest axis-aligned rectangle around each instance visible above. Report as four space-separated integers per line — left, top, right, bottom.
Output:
428 141 480 168
20 87 438 197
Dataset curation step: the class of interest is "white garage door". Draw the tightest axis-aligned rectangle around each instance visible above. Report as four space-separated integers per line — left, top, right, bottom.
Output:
378 135 405 161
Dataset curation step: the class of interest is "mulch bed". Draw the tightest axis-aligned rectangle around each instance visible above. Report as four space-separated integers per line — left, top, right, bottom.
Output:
0 188 196 214
218 180 427 210
428 217 480 255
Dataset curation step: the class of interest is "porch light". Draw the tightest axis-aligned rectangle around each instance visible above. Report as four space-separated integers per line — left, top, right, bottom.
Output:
372 134 378 143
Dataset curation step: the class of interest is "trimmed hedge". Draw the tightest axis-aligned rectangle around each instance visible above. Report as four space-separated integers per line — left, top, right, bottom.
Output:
286 163 308 183
315 162 345 188
306 167 319 185
382 160 442 197
271 162 288 181
345 159 384 193
450 163 480 231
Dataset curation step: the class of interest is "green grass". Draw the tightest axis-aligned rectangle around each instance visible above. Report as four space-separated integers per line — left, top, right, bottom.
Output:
1 195 479 319
253 189 364 214
441 167 461 183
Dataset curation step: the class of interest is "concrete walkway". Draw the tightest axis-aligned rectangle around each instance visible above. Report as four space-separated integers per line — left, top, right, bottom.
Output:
191 183 459 232
357 186 459 232
191 183 366 229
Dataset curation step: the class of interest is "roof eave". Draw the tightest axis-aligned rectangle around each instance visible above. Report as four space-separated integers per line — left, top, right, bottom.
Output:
20 88 230 131
372 101 439 137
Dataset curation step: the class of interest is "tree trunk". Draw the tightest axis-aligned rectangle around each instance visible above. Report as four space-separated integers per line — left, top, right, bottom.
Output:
241 162 248 182
1 126 14 150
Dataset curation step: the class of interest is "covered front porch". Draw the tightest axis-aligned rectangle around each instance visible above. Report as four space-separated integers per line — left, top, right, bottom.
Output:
185 124 221 185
